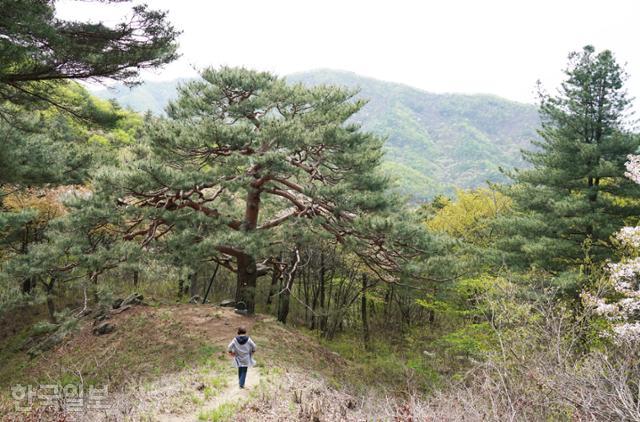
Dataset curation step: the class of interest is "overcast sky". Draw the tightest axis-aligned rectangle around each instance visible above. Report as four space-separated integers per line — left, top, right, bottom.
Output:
57 0 640 106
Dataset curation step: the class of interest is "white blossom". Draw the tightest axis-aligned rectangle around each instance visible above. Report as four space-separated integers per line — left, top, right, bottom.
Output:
581 255 640 340
607 258 640 285
612 323 640 343
625 154 640 185
582 292 619 318
619 298 640 316
615 226 640 249
588 155 640 341
582 292 617 317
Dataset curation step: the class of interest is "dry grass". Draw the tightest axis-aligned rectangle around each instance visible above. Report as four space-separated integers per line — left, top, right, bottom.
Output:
233 368 434 422
0 304 359 420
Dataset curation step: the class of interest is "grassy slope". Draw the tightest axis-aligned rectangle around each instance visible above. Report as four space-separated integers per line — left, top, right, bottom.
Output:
0 304 355 420
92 70 540 201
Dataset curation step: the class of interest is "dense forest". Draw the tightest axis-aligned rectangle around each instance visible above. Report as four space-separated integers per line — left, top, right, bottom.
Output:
2 1 640 421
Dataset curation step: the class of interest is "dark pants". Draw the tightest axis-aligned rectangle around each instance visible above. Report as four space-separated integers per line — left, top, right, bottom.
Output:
238 366 248 388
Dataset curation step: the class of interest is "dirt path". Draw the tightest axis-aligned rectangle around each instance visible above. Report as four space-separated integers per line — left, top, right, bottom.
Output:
157 367 262 422
198 367 262 418
76 305 266 421
144 306 263 421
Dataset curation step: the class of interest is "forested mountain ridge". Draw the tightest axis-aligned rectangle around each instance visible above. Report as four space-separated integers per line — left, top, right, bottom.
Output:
93 78 191 116
91 70 540 199
289 70 541 199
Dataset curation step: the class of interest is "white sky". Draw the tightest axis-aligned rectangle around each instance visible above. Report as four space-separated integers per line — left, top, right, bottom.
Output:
56 0 640 106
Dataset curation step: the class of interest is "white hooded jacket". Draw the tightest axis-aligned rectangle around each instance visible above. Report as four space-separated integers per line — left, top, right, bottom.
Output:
227 335 256 368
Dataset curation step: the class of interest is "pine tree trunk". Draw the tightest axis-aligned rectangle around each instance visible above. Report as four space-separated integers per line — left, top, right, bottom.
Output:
46 295 56 324
189 272 199 298
361 274 370 350
384 284 393 326
310 276 319 330
45 277 57 324
277 251 298 324
235 181 261 314
178 278 185 298
324 264 334 336
266 272 277 307
91 272 99 304
133 270 139 288
302 264 310 326
318 252 326 332
21 277 35 294
19 228 36 294
277 289 290 324
266 254 281 307
236 253 257 314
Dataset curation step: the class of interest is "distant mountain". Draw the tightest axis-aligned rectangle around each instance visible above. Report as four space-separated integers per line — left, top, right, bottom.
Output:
91 70 540 200
92 78 191 115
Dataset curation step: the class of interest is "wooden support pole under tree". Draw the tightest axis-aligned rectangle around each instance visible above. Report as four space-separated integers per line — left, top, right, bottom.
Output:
202 263 220 304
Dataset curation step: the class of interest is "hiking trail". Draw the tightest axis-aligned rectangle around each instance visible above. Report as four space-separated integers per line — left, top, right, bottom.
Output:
156 367 262 421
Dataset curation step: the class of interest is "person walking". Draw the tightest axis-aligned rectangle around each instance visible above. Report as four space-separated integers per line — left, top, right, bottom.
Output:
227 326 257 389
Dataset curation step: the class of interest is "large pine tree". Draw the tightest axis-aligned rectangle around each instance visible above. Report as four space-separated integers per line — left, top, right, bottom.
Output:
497 46 640 273
82 67 438 313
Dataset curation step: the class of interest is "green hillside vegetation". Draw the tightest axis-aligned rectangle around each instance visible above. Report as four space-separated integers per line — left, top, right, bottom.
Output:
4 5 640 420
92 70 540 200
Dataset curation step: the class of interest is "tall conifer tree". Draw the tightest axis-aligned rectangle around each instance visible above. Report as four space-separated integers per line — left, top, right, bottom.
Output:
497 46 640 273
